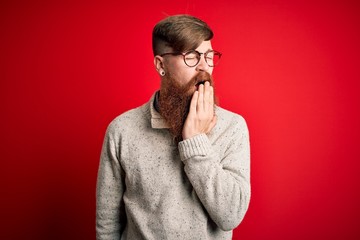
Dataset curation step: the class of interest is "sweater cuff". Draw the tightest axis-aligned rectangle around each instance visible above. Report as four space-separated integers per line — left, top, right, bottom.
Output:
178 133 211 161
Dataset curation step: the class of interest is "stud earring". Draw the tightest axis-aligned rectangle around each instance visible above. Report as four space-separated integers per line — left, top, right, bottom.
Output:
160 70 165 76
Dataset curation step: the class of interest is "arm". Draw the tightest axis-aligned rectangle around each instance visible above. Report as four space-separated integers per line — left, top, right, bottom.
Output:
179 122 250 231
96 123 126 239
180 82 250 230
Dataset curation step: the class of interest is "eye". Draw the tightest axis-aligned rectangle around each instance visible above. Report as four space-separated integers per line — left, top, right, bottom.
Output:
185 52 198 60
206 51 215 58
185 56 196 60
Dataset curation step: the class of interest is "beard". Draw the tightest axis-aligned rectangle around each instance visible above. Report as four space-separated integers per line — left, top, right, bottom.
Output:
158 71 216 143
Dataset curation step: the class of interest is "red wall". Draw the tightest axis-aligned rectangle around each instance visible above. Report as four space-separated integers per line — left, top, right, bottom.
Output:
1 1 359 239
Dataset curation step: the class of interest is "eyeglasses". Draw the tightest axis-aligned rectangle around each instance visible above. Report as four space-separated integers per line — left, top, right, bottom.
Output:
160 50 222 67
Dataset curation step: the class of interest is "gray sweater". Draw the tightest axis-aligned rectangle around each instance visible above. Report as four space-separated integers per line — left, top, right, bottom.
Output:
96 93 251 240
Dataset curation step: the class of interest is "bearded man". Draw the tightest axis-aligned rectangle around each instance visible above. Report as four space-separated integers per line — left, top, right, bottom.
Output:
96 14 251 240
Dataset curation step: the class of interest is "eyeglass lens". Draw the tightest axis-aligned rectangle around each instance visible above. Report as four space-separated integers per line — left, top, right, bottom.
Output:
184 51 220 67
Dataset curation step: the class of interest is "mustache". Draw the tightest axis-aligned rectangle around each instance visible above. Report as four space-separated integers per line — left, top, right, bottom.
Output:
194 71 212 85
183 71 213 93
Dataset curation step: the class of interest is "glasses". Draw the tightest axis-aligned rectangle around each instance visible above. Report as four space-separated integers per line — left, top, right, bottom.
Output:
160 50 222 67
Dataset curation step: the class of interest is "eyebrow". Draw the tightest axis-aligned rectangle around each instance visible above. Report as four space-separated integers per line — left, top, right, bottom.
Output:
195 49 213 53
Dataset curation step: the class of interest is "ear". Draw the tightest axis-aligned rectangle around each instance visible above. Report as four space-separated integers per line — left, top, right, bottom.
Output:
154 55 164 72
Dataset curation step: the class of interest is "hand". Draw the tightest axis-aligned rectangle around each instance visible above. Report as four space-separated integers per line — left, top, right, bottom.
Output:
182 81 217 140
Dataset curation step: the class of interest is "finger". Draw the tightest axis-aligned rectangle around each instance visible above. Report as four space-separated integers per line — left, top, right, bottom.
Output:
189 90 199 117
197 83 204 111
204 81 211 112
209 85 214 107
208 86 215 115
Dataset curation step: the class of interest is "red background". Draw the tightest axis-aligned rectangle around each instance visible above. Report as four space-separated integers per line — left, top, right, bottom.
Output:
1 1 359 239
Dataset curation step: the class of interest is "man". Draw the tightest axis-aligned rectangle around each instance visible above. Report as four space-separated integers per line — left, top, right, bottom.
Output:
96 14 250 239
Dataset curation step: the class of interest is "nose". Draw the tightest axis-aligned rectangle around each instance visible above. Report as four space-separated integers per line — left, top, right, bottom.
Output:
195 54 210 72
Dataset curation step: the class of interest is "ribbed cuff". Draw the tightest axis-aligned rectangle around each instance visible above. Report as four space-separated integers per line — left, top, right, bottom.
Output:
178 134 211 161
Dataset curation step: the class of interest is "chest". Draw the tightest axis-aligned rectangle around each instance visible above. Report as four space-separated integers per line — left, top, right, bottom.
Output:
120 130 189 199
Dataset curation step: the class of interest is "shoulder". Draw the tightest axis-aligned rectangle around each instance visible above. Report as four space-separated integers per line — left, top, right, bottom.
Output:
212 106 250 152
215 106 248 131
106 103 150 137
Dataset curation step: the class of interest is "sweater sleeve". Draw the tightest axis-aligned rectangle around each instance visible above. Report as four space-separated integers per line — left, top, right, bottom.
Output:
96 123 126 240
178 116 251 231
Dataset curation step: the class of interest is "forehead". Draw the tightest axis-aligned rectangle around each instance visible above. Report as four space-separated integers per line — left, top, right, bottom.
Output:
195 41 212 52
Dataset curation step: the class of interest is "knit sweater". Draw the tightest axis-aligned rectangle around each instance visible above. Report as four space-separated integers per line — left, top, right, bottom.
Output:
96 92 251 240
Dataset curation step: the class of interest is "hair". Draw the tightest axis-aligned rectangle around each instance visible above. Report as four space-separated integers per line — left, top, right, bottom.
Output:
152 14 214 56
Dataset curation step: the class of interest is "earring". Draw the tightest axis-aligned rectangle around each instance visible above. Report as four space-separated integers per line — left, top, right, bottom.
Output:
160 70 165 76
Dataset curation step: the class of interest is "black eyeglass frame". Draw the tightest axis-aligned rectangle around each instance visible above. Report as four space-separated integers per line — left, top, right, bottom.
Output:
159 50 222 67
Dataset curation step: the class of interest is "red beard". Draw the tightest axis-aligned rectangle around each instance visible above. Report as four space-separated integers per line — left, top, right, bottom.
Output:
158 71 216 143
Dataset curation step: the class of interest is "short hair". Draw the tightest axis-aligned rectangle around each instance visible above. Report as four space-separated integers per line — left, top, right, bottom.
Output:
152 14 214 56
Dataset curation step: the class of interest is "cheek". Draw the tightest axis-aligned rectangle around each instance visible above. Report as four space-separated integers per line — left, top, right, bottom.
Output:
181 71 195 83
172 68 195 85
